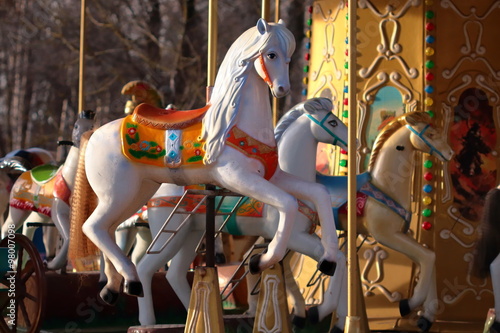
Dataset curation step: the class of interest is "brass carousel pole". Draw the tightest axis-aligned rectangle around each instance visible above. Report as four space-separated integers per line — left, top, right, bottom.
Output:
252 2 292 332
185 0 225 332
344 0 368 332
78 0 86 113
272 0 280 127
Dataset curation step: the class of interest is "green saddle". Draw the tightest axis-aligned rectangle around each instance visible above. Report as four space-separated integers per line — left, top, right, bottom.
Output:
30 164 59 183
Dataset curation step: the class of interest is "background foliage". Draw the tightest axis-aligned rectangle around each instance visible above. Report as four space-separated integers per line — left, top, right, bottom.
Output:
0 0 307 161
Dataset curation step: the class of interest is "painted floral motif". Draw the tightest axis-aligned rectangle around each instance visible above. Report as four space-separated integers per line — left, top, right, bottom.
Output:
125 123 166 160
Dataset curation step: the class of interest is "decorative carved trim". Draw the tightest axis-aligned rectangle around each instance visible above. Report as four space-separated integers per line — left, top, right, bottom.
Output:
359 19 418 79
358 0 421 19
389 72 413 102
443 57 500 80
362 72 389 102
313 1 345 23
461 21 485 55
309 73 340 108
360 246 402 302
476 75 499 103
447 75 473 104
441 0 500 20
441 254 493 304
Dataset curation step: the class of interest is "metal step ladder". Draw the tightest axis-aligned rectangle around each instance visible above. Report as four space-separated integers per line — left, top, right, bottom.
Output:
146 187 245 255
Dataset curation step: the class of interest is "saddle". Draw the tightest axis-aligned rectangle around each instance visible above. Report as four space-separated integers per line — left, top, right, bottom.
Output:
132 103 209 130
121 103 209 167
9 164 67 217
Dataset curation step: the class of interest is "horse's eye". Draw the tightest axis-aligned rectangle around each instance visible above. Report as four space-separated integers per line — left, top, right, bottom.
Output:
328 119 338 127
267 52 277 60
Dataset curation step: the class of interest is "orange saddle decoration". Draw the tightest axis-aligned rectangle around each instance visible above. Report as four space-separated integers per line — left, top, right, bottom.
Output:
9 165 70 218
132 103 209 130
121 104 208 168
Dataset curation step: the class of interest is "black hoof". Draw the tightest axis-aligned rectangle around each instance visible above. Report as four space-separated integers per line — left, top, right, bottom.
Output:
317 259 336 276
417 316 433 332
249 254 262 275
215 253 226 265
491 320 500 333
98 280 107 292
292 315 306 329
99 287 119 306
399 298 411 317
308 306 320 325
330 325 344 333
124 280 144 297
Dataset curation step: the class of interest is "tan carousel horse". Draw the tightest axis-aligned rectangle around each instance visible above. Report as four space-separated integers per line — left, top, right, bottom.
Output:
0 110 96 270
306 111 454 332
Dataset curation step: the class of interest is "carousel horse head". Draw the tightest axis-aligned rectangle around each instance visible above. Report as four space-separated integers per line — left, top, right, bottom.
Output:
211 18 295 101
72 110 96 148
202 19 295 164
405 112 454 162
121 80 164 114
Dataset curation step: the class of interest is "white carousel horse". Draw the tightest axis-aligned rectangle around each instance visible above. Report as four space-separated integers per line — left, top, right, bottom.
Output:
78 19 341 301
0 148 56 226
135 97 348 326
0 111 96 270
307 111 454 332
473 186 500 333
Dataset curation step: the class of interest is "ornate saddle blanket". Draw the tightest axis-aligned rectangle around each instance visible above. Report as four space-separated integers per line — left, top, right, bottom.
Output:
121 104 209 168
121 104 279 180
318 172 411 233
9 164 70 218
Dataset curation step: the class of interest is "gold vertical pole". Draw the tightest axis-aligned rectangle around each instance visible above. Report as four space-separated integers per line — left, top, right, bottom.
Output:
185 1 224 331
78 0 87 112
345 0 360 332
272 0 280 127
206 0 218 101
261 0 271 21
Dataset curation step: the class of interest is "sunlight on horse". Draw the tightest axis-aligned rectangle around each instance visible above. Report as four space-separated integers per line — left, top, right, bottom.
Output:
134 97 348 326
307 111 454 332
76 19 341 303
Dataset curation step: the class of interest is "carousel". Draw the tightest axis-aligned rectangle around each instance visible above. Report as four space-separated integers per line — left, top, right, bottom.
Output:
1 1 499 333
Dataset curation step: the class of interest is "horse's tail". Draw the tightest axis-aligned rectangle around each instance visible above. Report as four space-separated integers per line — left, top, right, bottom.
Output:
472 187 500 278
68 130 100 271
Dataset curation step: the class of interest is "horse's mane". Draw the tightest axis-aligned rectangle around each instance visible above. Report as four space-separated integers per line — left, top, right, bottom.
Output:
368 111 432 171
472 187 500 278
201 20 295 164
274 97 334 144
274 107 305 144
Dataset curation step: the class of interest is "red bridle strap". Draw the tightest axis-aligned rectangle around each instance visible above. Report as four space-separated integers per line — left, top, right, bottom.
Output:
258 53 273 88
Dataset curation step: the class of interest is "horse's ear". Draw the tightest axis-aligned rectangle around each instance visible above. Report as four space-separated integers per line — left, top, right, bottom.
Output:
257 18 270 35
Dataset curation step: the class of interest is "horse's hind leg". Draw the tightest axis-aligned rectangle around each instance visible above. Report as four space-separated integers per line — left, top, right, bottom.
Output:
373 229 437 329
270 171 339 275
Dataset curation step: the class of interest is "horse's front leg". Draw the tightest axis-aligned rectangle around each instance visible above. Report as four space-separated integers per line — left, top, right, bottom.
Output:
216 170 298 274
271 170 339 276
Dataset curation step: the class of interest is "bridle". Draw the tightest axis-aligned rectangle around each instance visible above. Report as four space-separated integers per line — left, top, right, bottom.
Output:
306 113 348 147
258 53 273 88
406 124 447 160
